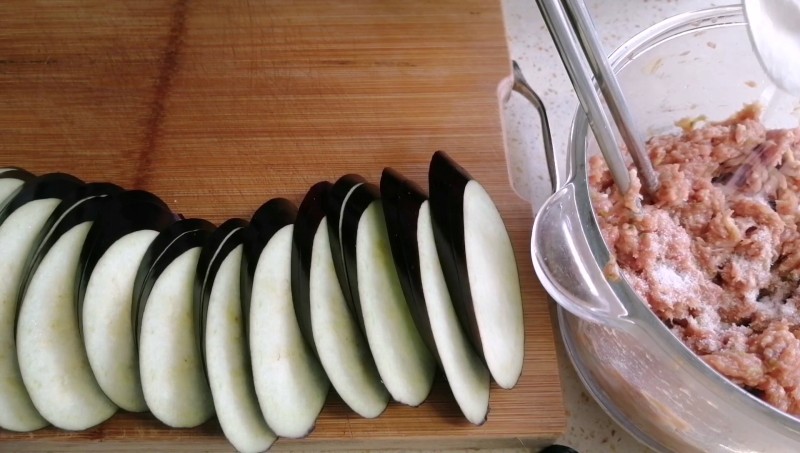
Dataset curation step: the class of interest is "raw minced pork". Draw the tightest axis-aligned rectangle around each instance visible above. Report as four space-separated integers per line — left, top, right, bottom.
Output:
590 106 800 414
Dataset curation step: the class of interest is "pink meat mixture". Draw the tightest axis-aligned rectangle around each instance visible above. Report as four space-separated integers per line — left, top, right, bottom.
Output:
590 106 800 414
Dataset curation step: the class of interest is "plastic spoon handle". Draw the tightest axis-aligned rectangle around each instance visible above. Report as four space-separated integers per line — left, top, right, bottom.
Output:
563 0 659 197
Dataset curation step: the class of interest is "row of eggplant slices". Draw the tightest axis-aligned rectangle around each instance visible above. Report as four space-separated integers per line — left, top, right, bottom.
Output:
0 151 524 453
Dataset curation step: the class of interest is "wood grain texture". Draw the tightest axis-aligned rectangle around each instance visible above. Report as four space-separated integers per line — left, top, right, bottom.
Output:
0 0 566 450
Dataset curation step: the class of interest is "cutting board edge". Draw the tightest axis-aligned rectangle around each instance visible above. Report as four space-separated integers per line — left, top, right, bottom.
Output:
0 434 562 452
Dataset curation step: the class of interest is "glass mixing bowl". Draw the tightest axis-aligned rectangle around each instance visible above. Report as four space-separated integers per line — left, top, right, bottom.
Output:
531 5 800 452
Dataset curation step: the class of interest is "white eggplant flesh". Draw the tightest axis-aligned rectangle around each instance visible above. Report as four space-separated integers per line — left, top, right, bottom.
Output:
463 181 524 389
139 247 214 427
206 245 276 453
356 202 435 406
82 229 159 412
310 219 388 418
250 225 329 439
16 222 117 430
418 202 490 424
0 178 24 206
0 199 59 432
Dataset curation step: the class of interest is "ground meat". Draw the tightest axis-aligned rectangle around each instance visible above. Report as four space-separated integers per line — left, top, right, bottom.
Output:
590 106 800 415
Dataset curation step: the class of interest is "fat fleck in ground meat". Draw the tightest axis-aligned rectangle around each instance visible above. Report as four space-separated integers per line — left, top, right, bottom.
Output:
590 106 800 414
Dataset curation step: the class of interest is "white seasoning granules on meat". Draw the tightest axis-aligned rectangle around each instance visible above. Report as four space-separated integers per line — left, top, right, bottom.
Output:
590 106 800 416
649 263 701 312
652 264 690 294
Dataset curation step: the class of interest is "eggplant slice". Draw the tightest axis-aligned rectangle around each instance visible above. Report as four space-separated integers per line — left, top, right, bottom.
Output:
0 174 82 432
331 176 435 407
418 201 490 424
134 218 216 428
323 174 366 321
196 218 249 370
293 182 388 418
291 182 329 358
240 198 297 339
380 169 438 359
16 184 122 430
381 168 490 424
198 219 276 453
79 190 175 412
429 151 524 389
245 198 329 438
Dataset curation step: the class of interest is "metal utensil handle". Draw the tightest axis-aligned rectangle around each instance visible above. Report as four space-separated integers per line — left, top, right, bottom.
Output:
510 61 561 193
508 62 640 330
563 0 659 196
536 0 631 194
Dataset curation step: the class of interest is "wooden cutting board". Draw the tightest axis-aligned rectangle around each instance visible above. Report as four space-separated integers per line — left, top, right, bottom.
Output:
0 0 566 450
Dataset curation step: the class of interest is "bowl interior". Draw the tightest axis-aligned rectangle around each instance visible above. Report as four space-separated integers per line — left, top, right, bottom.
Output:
609 9 799 139
562 5 800 450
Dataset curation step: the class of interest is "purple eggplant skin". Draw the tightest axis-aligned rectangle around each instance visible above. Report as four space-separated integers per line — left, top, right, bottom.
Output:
0 167 33 179
17 182 122 302
0 168 34 187
291 182 332 358
132 218 216 347
428 150 484 357
0 168 34 190
239 198 297 339
0 173 83 226
76 190 176 335
19 181 122 276
0 168 35 208
194 217 248 372
14 182 123 338
325 175 379 336
322 174 365 315
379 168 439 363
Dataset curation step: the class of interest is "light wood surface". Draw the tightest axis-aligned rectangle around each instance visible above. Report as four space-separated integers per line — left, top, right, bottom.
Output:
0 0 566 450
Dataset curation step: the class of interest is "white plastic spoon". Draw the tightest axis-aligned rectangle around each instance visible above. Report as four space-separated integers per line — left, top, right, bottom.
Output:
744 0 800 97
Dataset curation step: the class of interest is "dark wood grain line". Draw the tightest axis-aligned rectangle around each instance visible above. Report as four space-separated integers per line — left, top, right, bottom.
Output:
0 59 58 65
134 0 189 188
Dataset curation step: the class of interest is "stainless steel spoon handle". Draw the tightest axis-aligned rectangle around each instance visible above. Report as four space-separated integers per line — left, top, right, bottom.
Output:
563 0 659 196
536 0 630 194
537 0 659 198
